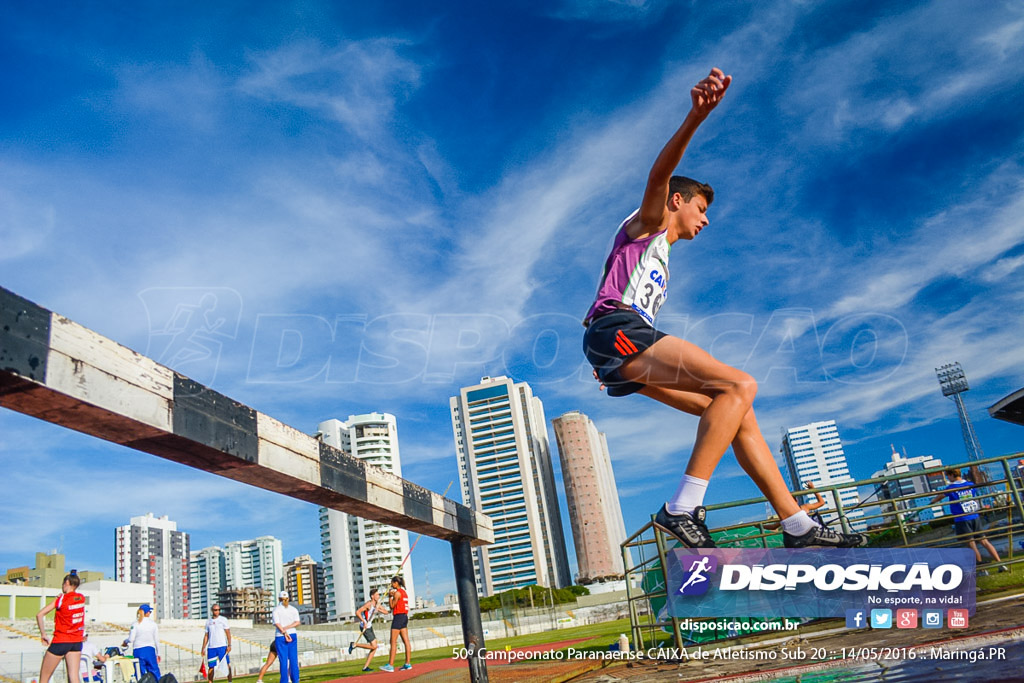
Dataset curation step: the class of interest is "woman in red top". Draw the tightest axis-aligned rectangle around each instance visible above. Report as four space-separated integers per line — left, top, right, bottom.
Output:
37 571 87 683
381 576 411 672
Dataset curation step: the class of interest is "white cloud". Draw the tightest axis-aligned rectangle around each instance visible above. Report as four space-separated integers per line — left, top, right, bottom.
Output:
237 39 422 141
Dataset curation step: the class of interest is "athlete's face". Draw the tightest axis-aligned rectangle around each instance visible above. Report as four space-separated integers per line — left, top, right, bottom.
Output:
671 193 709 241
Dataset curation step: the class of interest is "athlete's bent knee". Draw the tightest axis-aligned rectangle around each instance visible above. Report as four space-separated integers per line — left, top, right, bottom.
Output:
724 373 757 407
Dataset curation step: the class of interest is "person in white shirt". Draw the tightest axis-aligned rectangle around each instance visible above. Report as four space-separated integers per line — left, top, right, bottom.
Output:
270 592 300 683
201 604 232 683
78 634 107 683
126 605 160 679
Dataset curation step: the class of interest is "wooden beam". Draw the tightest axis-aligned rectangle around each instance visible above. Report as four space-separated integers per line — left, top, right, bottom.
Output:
0 286 492 545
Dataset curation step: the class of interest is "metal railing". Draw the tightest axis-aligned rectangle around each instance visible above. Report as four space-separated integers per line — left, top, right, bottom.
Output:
621 452 1024 652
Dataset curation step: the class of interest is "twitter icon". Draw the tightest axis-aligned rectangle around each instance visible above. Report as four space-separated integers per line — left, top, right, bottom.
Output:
870 609 893 628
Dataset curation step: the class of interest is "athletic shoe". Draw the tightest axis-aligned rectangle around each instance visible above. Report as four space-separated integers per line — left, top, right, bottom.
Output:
380 664 394 672
783 525 866 548
979 569 990 576
348 642 355 654
361 667 372 672
653 505 716 548
399 664 412 670
999 565 1010 573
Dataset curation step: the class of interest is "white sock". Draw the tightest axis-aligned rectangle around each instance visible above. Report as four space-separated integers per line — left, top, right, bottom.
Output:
666 475 709 515
780 510 817 536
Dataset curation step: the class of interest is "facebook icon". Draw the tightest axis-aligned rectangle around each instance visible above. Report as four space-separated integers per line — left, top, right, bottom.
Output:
845 609 867 629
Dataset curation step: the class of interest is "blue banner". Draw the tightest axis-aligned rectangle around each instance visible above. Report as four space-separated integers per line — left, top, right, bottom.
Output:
665 548 975 618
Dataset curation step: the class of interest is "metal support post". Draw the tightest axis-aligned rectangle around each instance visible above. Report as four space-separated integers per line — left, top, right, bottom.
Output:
451 538 488 683
652 526 683 650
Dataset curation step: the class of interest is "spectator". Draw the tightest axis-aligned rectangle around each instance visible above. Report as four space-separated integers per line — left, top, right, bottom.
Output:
79 634 108 683
931 468 1008 574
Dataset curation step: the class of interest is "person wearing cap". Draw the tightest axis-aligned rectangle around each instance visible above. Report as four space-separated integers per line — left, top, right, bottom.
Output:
126 604 160 679
271 591 300 683
201 604 232 683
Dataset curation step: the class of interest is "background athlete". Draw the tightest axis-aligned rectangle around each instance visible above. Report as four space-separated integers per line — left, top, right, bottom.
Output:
348 588 387 672
36 571 87 683
582 66 864 550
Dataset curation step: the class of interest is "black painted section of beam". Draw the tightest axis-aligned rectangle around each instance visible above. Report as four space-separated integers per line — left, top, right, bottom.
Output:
402 481 434 523
456 504 477 538
171 374 258 462
0 288 50 382
319 442 370 502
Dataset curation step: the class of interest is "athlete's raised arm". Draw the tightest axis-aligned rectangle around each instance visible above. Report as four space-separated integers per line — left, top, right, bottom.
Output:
629 67 731 239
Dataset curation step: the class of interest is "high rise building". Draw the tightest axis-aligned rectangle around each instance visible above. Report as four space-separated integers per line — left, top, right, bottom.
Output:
551 411 627 584
114 513 190 618
872 447 945 525
779 421 866 532
223 536 283 594
318 413 415 620
284 554 327 624
189 546 226 618
450 376 571 595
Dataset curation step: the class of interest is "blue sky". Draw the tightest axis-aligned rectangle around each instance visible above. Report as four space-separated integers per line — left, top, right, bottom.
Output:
2 1 1023 602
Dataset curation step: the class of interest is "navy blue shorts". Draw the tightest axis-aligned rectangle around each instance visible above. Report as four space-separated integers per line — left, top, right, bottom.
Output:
583 310 667 397
954 517 983 541
47 642 83 656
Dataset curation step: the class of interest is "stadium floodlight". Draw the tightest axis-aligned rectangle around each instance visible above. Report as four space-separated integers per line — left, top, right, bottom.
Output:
936 362 969 397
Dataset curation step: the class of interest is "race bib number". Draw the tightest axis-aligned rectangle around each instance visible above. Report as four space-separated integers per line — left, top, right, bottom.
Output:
960 499 980 514
624 237 670 325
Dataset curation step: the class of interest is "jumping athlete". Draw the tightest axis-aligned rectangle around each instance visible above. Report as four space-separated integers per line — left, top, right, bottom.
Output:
201 604 232 683
36 571 87 683
379 577 411 672
348 588 387 672
582 66 865 550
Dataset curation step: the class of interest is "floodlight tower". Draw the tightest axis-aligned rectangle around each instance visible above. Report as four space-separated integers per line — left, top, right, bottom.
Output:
936 362 984 462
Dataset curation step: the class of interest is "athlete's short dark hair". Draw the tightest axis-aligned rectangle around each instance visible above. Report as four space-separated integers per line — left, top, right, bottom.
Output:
370 589 379 597
944 468 960 478
391 576 405 588
64 572 81 589
669 176 714 205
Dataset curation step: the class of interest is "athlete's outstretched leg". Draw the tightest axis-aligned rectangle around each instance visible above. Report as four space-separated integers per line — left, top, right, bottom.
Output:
637 382 866 547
